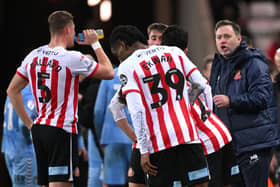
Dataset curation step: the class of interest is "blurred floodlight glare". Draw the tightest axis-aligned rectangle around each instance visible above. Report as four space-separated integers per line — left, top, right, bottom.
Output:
87 0 101 6
100 0 112 22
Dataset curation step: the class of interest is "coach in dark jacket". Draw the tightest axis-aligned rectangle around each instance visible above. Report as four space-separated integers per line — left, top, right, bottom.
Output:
210 19 280 187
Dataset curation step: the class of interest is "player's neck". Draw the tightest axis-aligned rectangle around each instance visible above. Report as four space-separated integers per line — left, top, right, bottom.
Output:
134 42 148 50
48 35 67 49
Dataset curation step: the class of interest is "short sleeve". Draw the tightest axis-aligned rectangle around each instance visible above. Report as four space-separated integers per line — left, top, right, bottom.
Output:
118 61 140 96
68 52 99 77
16 59 29 81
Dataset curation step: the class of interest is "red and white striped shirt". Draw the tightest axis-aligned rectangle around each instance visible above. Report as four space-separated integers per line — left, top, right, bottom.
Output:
191 98 232 155
17 45 99 134
119 46 211 154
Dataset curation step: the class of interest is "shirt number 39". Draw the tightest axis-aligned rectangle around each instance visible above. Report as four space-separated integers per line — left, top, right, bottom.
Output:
143 68 185 109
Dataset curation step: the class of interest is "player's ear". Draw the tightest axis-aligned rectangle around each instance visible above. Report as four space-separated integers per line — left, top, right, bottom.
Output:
63 25 69 35
119 41 128 50
63 24 72 35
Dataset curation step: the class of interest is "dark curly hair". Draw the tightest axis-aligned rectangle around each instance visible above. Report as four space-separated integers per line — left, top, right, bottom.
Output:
110 25 147 51
161 25 188 50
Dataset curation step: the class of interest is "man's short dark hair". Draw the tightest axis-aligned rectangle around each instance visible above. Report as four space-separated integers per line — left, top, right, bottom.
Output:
110 25 147 50
48 10 74 35
147 23 168 36
161 25 188 50
214 19 241 36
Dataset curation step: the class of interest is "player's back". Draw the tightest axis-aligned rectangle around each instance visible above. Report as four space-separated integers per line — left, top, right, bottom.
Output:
17 45 98 134
119 45 200 152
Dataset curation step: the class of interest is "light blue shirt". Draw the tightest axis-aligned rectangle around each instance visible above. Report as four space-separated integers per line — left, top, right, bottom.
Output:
1 85 37 157
94 68 132 145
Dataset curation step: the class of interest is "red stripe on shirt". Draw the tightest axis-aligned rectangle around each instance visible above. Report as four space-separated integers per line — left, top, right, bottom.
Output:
45 59 59 125
186 67 197 80
87 63 99 78
36 57 48 124
57 67 72 128
71 76 79 134
140 60 171 149
199 136 208 155
122 89 141 96
178 55 197 140
30 57 39 113
191 103 220 152
16 71 29 81
152 55 185 144
208 113 231 145
133 69 159 152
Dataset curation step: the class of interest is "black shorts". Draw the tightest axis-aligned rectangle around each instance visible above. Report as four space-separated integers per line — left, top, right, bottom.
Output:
232 148 273 187
31 124 78 185
127 148 147 184
148 143 209 187
206 142 241 187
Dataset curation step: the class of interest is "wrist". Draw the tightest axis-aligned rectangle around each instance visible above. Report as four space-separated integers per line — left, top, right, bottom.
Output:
91 41 102 50
27 123 33 130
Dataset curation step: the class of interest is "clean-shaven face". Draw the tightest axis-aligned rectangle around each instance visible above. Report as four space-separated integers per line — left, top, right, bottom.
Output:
148 29 163 46
215 25 241 57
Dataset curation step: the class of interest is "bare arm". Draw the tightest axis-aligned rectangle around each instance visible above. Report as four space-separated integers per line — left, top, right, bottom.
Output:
115 118 137 142
108 91 137 142
6 74 33 129
77 29 114 80
92 47 114 80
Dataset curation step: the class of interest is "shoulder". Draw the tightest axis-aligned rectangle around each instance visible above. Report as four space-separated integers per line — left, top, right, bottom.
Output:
23 45 45 62
246 49 268 68
119 57 134 74
66 50 84 60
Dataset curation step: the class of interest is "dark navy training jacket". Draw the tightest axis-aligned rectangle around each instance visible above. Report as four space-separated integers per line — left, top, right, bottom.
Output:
209 41 280 155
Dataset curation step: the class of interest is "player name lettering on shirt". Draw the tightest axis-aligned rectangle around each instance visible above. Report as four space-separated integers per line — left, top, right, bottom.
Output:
141 54 173 71
30 57 62 72
37 49 59 56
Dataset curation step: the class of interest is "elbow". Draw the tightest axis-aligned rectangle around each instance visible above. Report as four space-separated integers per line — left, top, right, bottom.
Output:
6 86 13 98
104 70 115 80
108 70 115 79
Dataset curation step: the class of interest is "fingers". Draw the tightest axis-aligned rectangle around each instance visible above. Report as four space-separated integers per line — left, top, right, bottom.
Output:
142 161 158 176
213 95 229 108
213 95 224 107
77 29 98 45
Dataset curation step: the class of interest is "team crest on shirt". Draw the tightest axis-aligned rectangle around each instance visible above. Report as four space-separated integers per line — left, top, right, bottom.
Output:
120 74 128 86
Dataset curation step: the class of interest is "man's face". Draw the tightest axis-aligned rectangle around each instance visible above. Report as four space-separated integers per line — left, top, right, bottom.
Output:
215 25 241 57
111 43 131 62
147 29 163 46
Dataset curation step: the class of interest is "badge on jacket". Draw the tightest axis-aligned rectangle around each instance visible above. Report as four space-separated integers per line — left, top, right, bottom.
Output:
233 70 242 80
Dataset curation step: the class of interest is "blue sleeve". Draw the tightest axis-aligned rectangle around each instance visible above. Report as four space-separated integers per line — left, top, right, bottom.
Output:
94 80 107 139
78 131 86 149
